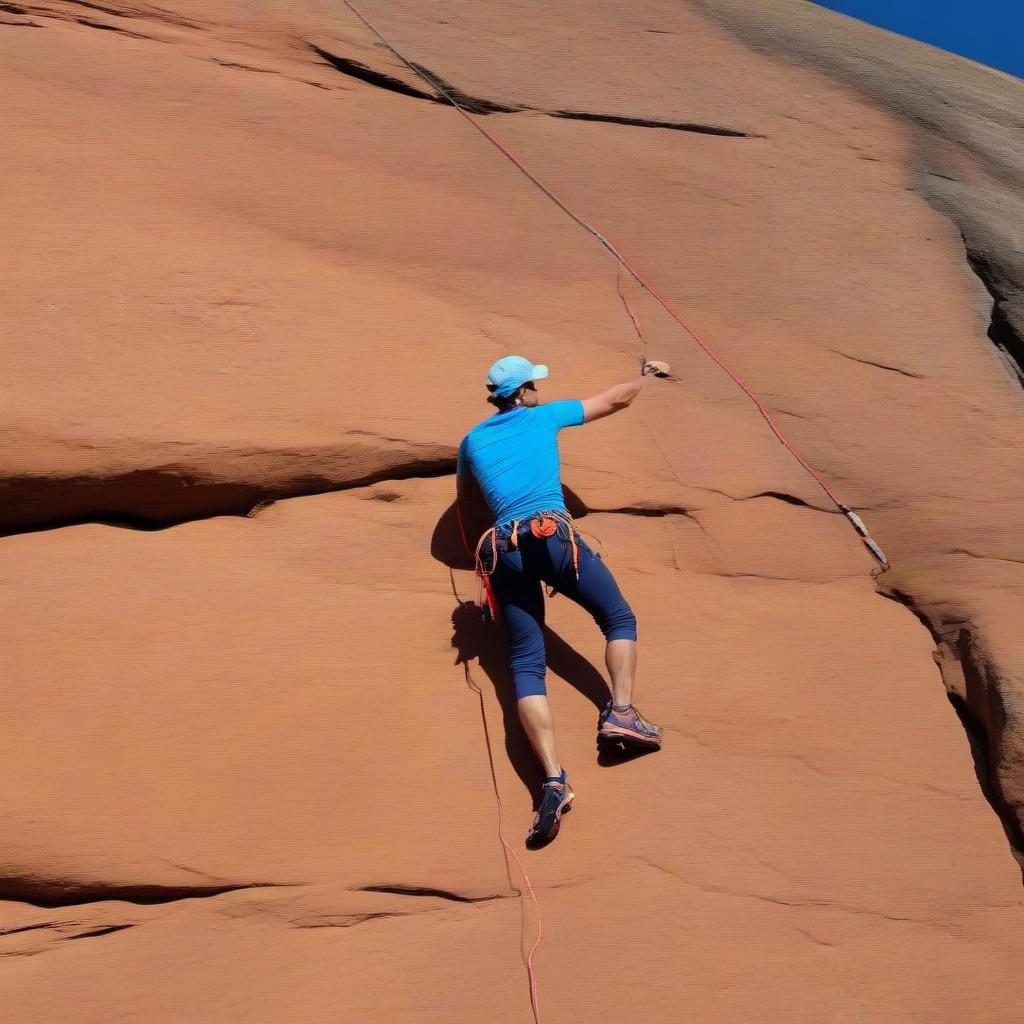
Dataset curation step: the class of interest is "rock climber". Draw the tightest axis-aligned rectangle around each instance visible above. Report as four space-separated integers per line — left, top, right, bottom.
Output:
456 354 671 847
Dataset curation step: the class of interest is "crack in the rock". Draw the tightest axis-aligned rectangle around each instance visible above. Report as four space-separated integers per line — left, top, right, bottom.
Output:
405 60 522 115
60 14 153 38
309 44 438 102
357 884 506 904
944 547 1024 566
0 878 289 910
0 452 836 542
0 921 60 937
309 44 522 114
595 504 695 519
551 109 752 137
945 683 1024 860
290 912 405 929
66 923 134 939
306 43 758 135
0 454 457 538
962 241 1024 389
210 59 277 75
205 57 332 91
27 0 204 29
665 724 972 799
0 0 38 20
141 1 205 28
752 490 818 508
876 585 1024 872
59 0 139 18
710 571 861 583
633 857 938 924
829 349 925 379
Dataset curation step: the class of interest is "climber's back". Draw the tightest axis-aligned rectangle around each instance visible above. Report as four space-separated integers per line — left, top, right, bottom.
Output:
457 399 584 527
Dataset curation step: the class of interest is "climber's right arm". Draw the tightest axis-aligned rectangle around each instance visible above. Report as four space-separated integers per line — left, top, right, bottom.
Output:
581 361 670 423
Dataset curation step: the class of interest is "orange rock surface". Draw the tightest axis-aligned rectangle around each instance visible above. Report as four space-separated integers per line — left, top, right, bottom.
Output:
2 2 1022 1021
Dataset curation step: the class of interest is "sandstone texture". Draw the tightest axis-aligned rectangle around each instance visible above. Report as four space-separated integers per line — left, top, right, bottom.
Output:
2 2 1022 1021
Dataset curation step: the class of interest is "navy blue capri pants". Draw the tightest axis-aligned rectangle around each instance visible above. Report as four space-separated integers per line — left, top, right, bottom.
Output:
483 516 638 700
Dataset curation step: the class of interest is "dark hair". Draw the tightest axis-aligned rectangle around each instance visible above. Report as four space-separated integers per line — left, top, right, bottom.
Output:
487 384 520 410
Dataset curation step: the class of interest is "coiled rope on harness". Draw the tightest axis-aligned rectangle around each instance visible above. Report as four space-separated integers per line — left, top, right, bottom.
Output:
340 0 890 571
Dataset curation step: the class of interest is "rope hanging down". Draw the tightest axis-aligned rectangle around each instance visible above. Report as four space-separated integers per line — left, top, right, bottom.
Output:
341 0 890 570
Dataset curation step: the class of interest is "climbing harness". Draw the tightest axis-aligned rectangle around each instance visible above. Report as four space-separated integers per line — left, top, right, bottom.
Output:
456 492 592 622
341 0 890 572
471 509 583 621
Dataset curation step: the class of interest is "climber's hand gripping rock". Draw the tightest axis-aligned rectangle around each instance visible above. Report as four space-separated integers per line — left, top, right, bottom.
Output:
642 359 671 378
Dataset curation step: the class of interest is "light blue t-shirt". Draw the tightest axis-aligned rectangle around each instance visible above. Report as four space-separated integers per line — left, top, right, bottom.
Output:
458 399 585 527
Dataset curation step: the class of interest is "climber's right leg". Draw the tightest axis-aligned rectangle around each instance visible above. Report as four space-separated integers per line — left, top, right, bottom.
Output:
605 636 637 708
548 532 663 752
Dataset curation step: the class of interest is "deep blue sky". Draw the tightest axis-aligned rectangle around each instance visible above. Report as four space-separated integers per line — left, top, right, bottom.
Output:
811 1 1024 78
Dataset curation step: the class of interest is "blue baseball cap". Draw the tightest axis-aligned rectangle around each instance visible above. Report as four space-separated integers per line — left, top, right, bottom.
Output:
486 355 549 398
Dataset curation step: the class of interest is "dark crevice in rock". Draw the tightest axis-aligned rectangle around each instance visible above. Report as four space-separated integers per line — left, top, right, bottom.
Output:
406 61 521 114
751 491 816 508
308 44 744 131
292 912 401 929
944 623 1024 866
877 586 1024 872
307 44 520 115
308 45 439 102
596 505 695 519
61 0 138 18
945 547 1024 567
207 58 333 91
142 2 205 28
28 0 203 29
66 924 134 939
551 109 752 136
963 243 1024 389
211 59 277 75
0 922 59 937
358 884 505 904
830 350 925 379
0 878 282 909
0 1 36 20
0 456 456 538
589 492 824 519
945 686 1024 868
879 586 941 642
64 15 153 38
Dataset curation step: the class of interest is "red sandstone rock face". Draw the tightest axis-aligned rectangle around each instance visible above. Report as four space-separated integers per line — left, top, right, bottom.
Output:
2 2 1023 1021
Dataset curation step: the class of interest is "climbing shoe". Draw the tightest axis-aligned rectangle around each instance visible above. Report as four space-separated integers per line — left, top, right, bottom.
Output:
598 702 663 751
525 771 574 849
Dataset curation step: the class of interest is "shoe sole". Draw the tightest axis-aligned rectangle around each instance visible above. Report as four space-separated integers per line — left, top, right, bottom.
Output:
527 791 574 846
598 726 662 751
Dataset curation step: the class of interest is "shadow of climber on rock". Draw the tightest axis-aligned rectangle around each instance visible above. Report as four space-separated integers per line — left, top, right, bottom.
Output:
435 488 617 802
